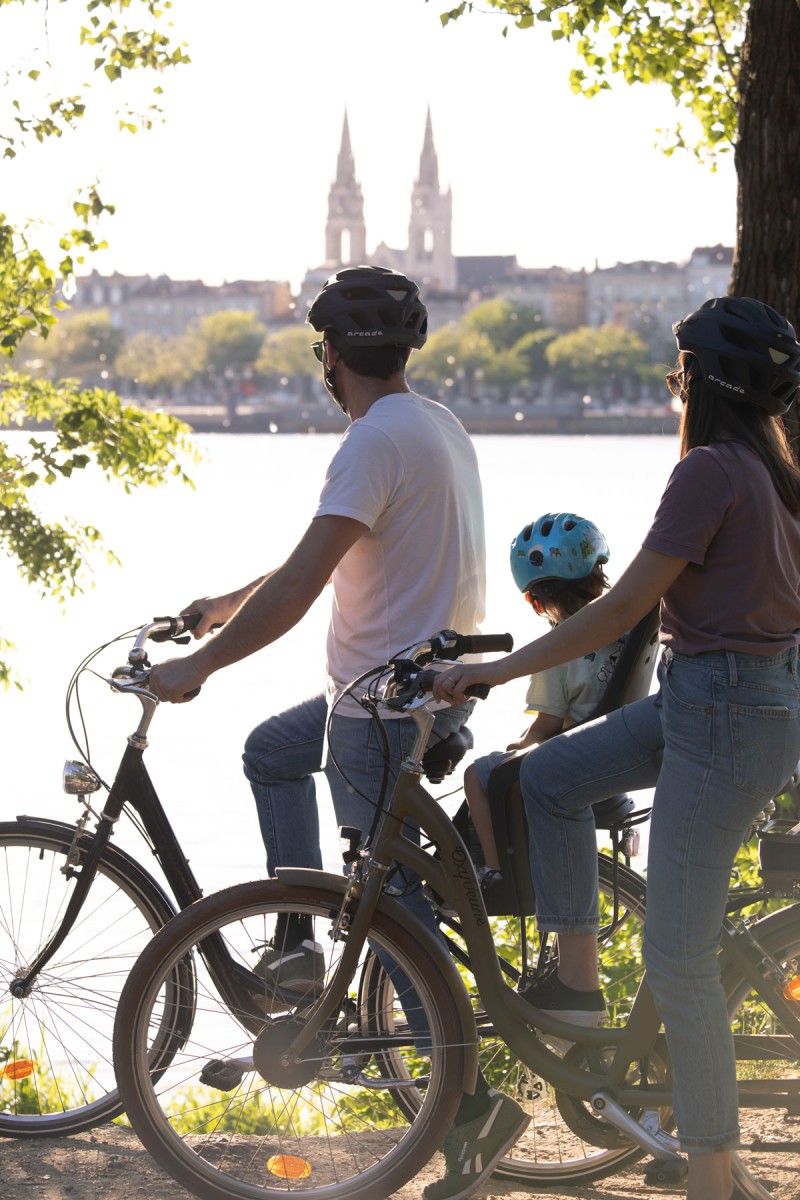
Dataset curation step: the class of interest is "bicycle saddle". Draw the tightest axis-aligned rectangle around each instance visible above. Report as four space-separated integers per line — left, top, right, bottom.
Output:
422 725 474 784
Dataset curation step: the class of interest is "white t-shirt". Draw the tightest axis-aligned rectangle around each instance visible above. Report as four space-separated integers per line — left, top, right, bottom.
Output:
524 638 624 728
315 392 486 715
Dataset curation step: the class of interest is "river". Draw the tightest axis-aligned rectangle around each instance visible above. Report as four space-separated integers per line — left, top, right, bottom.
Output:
1 431 678 892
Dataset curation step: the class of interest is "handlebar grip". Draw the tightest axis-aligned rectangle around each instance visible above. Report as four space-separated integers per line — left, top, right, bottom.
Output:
414 670 491 702
458 633 513 655
149 613 204 642
465 683 491 700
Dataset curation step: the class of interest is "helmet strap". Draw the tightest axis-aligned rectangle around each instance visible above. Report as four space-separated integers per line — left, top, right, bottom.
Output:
322 344 348 415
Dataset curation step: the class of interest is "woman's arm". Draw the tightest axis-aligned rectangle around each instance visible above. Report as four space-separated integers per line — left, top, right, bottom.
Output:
433 547 687 706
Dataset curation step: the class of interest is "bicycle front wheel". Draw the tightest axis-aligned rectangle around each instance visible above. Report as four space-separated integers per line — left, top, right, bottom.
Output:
113 878 468 1200
0 819 192 1136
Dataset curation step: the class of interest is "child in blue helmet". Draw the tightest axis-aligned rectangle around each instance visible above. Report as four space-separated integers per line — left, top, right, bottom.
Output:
465 512 622 889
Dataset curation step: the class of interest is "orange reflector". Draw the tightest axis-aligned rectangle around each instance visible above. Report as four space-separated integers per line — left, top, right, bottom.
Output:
1 1059 37 1081
783 976 800 1002
266 1155 312 1180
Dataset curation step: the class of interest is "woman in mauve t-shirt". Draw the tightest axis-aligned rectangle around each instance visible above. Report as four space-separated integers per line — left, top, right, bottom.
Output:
434 297 800 1200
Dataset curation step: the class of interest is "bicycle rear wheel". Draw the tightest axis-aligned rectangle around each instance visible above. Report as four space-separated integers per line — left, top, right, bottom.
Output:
0 818 192 1135
113 878 468 1200
360 853 659 1186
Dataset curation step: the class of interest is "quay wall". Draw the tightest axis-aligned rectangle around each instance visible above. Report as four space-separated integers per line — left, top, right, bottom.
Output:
161 406 680 438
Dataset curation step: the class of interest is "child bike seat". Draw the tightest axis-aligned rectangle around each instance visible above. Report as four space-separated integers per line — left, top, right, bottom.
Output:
475 606 661 918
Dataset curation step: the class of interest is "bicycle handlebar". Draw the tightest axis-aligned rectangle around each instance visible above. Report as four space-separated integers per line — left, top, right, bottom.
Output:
148 613 202 642
415 669 491 701
427 630 514 660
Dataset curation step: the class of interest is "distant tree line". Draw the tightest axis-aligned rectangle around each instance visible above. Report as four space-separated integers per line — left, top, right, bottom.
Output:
23 298 676 410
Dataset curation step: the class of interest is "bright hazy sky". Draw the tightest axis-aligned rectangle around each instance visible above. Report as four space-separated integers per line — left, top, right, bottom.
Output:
2 0 738 292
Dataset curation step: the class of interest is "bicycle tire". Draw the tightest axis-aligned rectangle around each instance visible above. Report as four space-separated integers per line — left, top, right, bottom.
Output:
0 818 194 1136
360 853 660 1186
113 877 468 1200
723 902 800 1200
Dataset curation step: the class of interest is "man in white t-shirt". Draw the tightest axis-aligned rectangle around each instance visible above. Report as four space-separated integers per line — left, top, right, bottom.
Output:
150 261 484 855
150 266 529 1196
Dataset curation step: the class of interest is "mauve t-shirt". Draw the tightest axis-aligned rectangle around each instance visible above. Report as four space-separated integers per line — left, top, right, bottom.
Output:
643 441 800 656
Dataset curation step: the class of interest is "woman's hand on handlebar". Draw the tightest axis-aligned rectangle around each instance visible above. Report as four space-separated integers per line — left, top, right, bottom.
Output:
149 656 209 704
432 660 505 707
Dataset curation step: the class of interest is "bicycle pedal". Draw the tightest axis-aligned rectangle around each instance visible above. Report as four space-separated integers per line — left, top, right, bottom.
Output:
199 1057 252 1091
643 1155 688 1185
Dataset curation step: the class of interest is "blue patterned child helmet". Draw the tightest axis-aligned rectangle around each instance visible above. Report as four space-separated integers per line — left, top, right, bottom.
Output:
510 512 610 595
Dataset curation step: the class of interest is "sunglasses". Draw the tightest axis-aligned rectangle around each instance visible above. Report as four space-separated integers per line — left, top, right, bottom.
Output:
311 340 325 363
666 369 684 399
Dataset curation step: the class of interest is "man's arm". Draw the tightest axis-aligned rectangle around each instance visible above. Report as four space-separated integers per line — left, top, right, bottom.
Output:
149 514 367 702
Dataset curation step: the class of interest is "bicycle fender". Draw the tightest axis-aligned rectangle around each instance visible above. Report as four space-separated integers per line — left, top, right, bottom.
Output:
274 865 480 1095
8 816 179 922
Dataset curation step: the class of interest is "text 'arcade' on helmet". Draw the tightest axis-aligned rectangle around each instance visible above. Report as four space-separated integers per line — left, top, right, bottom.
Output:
510 512 610 595
307 265 428 349
672 295 800 416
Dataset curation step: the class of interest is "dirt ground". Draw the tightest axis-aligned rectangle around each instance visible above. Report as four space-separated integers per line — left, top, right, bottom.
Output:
2 1113 798 1200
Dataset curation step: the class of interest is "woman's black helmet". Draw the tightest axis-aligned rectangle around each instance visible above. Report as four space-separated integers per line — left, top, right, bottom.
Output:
307 265 428 349
672 296 800 416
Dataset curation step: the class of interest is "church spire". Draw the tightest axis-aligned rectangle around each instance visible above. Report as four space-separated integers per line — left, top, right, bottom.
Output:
416 106 439 189
336 111 356 184
406 108 455 290
325 111 367 267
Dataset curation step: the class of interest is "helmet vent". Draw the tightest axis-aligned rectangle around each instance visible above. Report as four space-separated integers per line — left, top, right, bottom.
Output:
563 518 577 531
720 326 758 351
541 518 554 537
770 347 792 365
386 287 411 302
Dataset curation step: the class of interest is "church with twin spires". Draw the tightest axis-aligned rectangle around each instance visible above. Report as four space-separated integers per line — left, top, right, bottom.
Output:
299 110 458 309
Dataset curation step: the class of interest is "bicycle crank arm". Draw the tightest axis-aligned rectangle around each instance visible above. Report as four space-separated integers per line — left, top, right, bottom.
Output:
590 1091 684 1164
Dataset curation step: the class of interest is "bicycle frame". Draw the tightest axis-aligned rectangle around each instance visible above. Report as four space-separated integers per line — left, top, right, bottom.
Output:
12 670 261 1025
275 702 800 1138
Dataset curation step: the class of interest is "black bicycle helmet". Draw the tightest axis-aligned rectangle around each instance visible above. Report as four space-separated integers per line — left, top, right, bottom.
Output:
307 265 428 349
672 296 800 416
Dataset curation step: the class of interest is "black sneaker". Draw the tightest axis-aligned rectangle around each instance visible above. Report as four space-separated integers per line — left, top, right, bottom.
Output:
422 1089 530 1200
523 968 606 1027
252 939 325 997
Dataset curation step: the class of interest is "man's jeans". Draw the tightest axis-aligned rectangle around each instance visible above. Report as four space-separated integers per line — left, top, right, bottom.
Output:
520 647 800 1151
242 693 472 1044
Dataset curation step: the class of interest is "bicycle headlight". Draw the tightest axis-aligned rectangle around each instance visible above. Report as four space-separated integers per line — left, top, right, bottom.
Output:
62 760 102 795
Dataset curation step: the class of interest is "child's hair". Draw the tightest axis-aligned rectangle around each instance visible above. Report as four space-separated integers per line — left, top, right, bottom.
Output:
527 563 609 624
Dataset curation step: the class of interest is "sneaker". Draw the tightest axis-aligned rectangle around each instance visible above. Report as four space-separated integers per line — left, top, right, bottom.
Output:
422 1089 531 1200
252 939 325 997
523 967 606 1027
477 867 502 895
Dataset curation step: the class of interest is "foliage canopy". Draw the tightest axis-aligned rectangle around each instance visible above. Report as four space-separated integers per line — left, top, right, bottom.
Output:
436 1 745 162
1 0 193 686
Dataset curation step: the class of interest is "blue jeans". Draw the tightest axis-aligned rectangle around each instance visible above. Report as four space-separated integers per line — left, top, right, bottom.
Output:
520 646 800 1151
520 692 664 933
243 694 473 1045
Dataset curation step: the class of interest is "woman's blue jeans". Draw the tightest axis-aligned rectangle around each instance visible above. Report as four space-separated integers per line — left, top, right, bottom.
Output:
520 646 800 1151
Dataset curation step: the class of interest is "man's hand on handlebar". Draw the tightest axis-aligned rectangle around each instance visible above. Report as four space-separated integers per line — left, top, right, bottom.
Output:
432 660 505 707
149 656 209 704
180 594 239 640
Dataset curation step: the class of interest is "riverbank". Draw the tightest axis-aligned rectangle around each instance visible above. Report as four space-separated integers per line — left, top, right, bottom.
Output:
152 404 680 437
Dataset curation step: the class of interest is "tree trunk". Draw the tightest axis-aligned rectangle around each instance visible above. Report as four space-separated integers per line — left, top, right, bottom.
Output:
732 0 800 449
